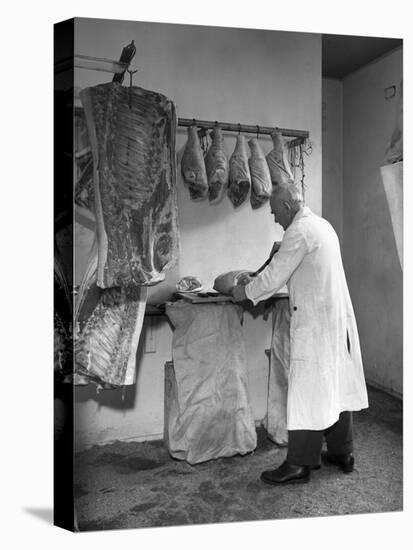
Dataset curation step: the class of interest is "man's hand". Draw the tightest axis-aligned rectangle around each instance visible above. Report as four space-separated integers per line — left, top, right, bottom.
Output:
232 284 248 303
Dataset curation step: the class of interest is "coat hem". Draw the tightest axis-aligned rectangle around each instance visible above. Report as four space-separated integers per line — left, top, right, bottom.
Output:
287 405 369 431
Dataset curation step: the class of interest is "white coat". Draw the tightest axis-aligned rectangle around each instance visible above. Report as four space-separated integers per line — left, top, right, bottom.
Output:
245 206 368 430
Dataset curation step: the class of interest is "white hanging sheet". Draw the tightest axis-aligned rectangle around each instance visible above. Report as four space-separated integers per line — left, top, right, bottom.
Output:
380 162 403 270
165 301 257 464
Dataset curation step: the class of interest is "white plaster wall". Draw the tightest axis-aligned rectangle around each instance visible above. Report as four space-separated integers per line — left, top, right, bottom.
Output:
322 78 343 245
342 48 403 396
73 18 322 449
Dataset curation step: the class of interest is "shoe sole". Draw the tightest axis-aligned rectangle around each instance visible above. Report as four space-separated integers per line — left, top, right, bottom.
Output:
260 476 310 486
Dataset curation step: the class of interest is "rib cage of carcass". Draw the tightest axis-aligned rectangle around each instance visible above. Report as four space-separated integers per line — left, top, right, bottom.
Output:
80 83 179 288
73 83 180 387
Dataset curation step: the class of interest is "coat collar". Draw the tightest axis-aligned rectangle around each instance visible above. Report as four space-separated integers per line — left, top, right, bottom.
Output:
291 205 311 224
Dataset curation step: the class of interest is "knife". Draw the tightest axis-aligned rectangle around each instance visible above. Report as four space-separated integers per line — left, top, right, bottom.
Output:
252 242 281 277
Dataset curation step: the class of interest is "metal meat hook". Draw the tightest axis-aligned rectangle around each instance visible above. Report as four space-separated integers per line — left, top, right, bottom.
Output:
127 69 138 108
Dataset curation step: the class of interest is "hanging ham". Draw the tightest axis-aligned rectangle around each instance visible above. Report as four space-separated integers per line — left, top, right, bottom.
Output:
181 125 208 200
248 138 272 209
228 135 251 207
266 129 294 185
205 127 229 204
80 82 179 289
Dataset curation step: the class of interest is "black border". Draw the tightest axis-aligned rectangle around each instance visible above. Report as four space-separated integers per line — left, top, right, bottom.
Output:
54 17 75 532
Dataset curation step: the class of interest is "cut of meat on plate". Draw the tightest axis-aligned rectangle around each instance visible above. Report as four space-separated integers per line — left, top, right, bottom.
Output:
205 127 229 204
181 126 208 200
80 83 179 288
266 129 294 185
176 275 203 292
75 284 148 387
228 135 251 207
248 138 272 209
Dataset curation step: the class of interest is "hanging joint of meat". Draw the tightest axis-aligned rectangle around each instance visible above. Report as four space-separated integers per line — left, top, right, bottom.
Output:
266 128 294 186
205 126 229 204
181 125 208 200
228 134 251 207
248 137 272 209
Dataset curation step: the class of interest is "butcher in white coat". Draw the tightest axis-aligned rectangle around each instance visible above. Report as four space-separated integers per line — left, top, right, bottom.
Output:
233 182 368 485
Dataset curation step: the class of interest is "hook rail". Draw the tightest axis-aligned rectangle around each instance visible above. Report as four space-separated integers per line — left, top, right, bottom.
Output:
178 117 309 142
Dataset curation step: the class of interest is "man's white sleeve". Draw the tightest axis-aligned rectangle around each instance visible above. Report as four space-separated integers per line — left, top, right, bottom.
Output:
245 225 308 305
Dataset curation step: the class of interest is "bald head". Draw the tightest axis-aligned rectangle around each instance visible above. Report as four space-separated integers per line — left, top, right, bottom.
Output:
271 182 303 205
270 183 304 230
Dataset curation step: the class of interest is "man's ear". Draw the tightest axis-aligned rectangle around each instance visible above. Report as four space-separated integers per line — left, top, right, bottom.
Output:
283 201 291 212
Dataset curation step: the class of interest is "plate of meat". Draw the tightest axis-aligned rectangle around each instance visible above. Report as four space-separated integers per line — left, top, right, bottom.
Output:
176 276 203 293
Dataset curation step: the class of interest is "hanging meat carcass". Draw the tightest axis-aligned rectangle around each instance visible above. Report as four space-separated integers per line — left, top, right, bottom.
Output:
266 129 294 185
205 127 229 204
181 125 208 200
54 252 73 382
74 108 94 211
72 212 148 387
75 283 147 387
228 135 251 207
80 83 179 288
248 138 272 209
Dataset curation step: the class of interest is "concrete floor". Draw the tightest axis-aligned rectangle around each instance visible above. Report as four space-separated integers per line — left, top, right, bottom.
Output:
75 385 402 531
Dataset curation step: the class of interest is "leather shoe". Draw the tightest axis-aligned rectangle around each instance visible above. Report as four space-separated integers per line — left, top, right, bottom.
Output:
321 451 354 473
260 461 310 485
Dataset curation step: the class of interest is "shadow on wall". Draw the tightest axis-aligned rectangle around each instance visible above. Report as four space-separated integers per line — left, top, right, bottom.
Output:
74 316 166 410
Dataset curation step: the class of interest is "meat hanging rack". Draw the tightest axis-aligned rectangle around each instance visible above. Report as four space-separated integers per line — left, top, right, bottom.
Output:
178 119 309 148
65 41 310 147
55 40 137 83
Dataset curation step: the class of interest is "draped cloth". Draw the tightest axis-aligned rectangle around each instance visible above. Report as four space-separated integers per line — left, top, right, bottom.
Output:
165 301 257 464
380 162 403 270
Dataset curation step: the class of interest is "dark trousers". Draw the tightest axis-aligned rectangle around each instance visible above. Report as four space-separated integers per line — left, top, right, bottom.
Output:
286 411 354 467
